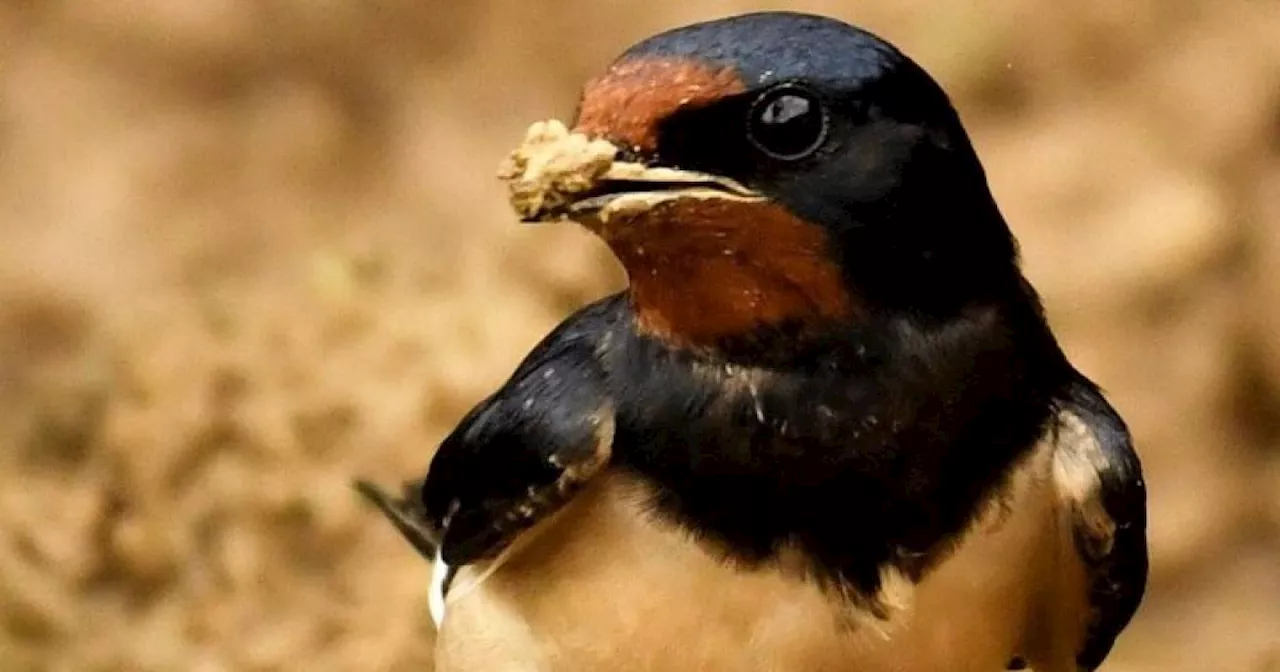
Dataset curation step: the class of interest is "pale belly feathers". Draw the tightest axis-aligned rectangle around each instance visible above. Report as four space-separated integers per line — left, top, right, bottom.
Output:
433 438 1088 672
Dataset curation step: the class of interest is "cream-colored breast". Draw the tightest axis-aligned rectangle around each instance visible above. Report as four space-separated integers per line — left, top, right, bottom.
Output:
433 439 1078 672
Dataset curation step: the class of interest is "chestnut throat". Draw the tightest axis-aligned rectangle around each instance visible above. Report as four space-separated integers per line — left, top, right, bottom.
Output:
596 198 855 350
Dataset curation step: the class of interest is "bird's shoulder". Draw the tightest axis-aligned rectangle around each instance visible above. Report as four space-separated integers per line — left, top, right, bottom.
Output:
1050 377 1149 671
422 293 630 566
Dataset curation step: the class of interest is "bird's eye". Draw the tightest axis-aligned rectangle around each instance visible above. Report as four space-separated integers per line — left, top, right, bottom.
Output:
746 85 828 161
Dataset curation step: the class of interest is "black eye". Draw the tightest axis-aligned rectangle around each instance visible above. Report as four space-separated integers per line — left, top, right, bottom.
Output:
746 85 828 161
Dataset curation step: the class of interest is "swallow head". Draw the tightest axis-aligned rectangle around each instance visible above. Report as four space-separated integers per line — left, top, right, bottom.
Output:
500 12 1023 350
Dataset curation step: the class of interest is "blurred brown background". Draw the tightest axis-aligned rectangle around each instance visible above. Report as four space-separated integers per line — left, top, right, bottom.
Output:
1 1 1278 670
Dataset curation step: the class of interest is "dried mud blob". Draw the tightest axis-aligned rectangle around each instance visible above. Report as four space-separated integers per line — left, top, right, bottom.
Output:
497 120 617 221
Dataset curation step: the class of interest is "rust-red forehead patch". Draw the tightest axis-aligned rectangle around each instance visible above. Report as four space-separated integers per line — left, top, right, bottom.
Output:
575 58 745 153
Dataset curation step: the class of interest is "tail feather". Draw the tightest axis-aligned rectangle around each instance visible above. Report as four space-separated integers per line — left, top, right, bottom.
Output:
353 479 439 560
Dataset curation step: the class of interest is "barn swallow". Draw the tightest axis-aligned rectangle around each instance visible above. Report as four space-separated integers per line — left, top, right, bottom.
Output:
357 11 1147 672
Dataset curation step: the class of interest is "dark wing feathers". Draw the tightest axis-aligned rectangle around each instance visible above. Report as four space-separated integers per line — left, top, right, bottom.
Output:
421 296 624 566
354 295 625 570
1057 377 1150 671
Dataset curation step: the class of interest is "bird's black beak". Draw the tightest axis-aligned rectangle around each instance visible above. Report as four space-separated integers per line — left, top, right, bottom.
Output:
497 120 761 225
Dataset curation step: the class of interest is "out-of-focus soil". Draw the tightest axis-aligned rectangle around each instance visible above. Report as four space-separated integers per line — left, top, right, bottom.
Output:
0 2 1277 670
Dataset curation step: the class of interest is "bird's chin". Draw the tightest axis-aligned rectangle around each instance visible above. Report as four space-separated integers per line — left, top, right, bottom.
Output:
497 118 762 229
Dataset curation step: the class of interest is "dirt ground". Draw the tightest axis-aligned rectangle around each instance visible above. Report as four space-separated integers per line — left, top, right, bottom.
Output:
0 2 1278 670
